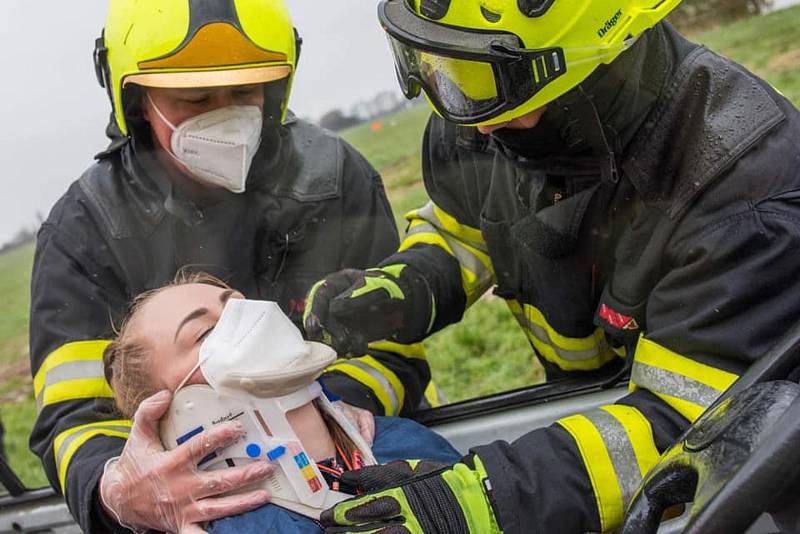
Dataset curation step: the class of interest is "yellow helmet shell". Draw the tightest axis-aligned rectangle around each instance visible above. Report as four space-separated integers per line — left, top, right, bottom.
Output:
102 0 298 135
410 0 682 126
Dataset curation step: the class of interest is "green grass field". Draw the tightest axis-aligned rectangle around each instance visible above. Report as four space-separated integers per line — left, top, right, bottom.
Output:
0 244 33 366
2 6 799 490
694 5 800 105
0 243 43 487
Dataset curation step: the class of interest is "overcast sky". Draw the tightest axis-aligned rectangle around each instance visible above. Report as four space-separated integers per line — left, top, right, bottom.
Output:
0 1 400 246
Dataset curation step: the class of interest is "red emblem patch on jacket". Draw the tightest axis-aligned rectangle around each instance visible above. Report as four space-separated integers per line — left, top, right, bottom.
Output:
599 304 640 331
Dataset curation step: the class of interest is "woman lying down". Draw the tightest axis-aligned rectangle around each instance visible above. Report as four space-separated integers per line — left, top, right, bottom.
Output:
102 273 459 533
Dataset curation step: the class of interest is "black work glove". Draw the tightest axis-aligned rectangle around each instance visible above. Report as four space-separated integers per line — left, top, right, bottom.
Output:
303 265 435 355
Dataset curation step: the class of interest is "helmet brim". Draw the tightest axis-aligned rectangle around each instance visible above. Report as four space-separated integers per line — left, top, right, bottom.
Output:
123 64 291 89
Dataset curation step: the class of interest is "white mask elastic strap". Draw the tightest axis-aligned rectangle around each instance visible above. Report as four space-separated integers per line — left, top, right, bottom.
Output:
146 93 178 131
174 352 212 394
145 93 194 169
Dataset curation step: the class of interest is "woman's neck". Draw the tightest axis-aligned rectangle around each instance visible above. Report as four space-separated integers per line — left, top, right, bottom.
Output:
285 403 337 461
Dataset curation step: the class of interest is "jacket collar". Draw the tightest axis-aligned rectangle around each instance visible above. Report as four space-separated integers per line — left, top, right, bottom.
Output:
622 45 786 219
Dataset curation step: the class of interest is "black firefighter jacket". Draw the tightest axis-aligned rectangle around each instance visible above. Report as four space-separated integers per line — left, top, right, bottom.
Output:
29 115 429 532
379 24 800 533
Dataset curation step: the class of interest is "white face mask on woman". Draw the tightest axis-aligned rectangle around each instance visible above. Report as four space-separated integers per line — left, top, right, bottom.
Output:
147 94 263 193
178 298 328 397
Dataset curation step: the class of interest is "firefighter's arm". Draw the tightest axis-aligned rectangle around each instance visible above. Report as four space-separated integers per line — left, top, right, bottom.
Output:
315 142 432 416
323 203 800 533
306 202 494 415
402 113 499 329
474 205 800 533
305 115 496 353
29 219 134 532
31 219 271 532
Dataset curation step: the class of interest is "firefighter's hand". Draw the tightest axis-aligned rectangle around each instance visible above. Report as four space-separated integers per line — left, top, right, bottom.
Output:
303 265 434 355
336 401 376 446
98 390 273 533
320 457 502 534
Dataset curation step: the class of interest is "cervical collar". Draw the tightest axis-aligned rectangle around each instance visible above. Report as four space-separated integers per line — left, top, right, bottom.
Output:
160 375 376 519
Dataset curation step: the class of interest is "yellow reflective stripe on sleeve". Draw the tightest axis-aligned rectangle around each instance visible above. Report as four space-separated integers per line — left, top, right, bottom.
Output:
599 405 661 479
33 340 113 410
630 336 739 422
558 413 624 531
406 202 486 250
54 420 132 493
40 379 115 412
328 356 405 416
401 201 495 306
507 300 618 371
403 220 488 272
402 221 494 305
368 340 426 359
558 405 660 532
359 355 405 412
424 380 447 408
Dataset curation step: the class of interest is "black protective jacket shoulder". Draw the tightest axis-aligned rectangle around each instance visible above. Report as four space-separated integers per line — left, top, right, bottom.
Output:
385 26 800 533
29 117 426 532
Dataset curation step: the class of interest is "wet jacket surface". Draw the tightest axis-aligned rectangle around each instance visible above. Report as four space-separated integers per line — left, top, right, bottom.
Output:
381 24 800 533
29 116 429 532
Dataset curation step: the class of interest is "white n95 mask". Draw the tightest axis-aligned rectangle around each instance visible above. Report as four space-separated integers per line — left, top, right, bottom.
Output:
147 94 262 193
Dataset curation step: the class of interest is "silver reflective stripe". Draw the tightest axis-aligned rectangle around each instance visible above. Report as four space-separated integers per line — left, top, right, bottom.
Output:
415 202 489 252
55 424 130 474
407 223 494 291
36 360 106 409
632 361 722 409
343 359 399 415
511 310 604 362
583 409 642 507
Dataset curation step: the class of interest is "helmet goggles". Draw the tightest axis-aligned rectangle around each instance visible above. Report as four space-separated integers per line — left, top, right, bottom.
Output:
378 0 638 125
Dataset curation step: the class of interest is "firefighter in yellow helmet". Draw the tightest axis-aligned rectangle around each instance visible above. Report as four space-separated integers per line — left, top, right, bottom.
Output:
29 1 432 532
307 0 800 532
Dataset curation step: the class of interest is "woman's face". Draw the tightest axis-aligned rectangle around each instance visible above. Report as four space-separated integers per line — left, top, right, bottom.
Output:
128 283 339 461
128 283 244 392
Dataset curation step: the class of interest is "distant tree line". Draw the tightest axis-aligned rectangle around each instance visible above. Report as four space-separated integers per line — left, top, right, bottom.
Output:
318 109 361 132
1 227 37 253
319 91 418 132
1 214 41 254
670 0 773 31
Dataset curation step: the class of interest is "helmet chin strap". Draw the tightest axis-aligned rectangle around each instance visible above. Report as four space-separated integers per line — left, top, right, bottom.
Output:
566 85 620 184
